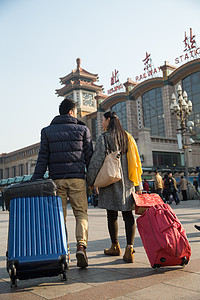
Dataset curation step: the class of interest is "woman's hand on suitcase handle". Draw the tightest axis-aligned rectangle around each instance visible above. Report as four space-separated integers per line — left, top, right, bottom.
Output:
136 190 142 195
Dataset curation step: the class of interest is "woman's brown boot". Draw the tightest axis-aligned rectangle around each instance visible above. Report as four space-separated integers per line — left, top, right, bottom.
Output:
123 246 135 263
104 242 121 256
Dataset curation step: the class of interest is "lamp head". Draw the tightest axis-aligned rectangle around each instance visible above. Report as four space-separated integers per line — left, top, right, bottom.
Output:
188 100 192 112
182 99 187 111
177 85 182 96
173 100 178 112
171 93 176 101
170 102 174 113
183 91 188 101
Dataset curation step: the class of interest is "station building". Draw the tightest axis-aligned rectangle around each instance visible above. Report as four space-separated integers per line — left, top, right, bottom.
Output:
1 57 200 183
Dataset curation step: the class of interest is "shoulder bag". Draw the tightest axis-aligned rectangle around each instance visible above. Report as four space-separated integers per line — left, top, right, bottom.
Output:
94 135 122 188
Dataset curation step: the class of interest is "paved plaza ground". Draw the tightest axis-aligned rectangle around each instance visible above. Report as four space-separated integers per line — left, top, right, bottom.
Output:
0 199 200 299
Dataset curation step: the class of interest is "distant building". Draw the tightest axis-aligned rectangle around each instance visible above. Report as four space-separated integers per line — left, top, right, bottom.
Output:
0 143 39 180
1 58 200 181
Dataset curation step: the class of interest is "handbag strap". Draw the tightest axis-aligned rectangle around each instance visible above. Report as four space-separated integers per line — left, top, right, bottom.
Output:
103 133 110 155
103 133 121 156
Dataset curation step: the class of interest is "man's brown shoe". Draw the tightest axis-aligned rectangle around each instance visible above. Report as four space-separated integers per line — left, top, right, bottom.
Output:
123 246 135 263
76 245 88 268
104 242 121 256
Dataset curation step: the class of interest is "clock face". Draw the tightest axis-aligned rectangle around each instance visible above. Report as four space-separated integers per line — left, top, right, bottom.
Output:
82 92 94 107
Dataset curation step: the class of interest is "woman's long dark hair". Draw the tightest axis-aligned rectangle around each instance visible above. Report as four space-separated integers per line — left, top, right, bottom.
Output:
104 111 127 154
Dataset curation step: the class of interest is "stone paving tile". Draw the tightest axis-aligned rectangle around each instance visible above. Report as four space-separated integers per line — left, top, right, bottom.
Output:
0 279 45 300
163 272 200 292
74 269 133 287
27 280 93 300
66 265 105 281
123 282 200 300
109 297 130 300
0 260 9 281
117 267 186 290
55 281 141 300
93 262 152 278
1 276 93 299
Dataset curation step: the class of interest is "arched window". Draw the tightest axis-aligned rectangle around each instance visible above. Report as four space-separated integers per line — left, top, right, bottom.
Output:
182 71 200 140
142 87 165 136
111 101 127 130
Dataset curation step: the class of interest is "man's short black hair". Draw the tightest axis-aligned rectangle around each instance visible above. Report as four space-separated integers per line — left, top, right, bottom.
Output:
59 98 77 115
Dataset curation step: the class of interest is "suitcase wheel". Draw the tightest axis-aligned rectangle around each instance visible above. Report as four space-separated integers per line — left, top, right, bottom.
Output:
9 265 17 287
60 271 67 281
152 264 161 270
180 257 189 267
10 276 17 288
60 263 67 281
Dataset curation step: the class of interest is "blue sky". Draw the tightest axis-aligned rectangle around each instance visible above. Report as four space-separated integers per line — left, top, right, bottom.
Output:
0 0 200 153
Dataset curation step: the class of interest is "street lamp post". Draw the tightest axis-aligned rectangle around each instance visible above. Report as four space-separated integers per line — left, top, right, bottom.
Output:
170 85 193 184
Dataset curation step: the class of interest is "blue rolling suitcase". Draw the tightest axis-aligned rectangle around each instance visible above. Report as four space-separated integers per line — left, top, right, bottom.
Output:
7 196 68 287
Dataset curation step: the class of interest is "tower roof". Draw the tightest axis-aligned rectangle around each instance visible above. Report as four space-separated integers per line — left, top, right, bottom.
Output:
59 58 99 84
56 58 103 97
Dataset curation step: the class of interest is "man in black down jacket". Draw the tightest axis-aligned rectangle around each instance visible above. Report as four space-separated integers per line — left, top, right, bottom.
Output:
32 98 93 268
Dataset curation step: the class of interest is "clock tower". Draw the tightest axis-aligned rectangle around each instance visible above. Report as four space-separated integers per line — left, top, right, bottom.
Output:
55 58 103 117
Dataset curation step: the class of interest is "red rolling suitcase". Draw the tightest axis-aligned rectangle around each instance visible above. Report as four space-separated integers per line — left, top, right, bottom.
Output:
137 204 191 269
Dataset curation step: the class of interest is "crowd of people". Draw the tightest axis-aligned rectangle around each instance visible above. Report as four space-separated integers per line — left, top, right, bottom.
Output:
143 171 199 204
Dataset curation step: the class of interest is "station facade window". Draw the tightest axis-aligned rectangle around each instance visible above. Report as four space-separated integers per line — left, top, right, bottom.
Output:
11 166 16 177
111 101 127 131
182 71 200 140
18 164 24 176
5 168 9 178
153 151 181 168
26 163 29 175
142 87 165 137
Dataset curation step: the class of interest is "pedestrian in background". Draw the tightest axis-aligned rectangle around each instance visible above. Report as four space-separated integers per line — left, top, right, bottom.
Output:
32 98 93 268
0 189 5 211
143 179 149 193
162 174 168 202
87 111 143 263
193 177 199 192
154 170 163 198
179 176 188 201
172 175 180 203
164 172 180 205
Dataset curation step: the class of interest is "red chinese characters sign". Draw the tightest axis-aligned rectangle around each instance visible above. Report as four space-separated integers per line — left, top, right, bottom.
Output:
107 69 123 95
175 28 200 64
135 52 161 82
111 69 119 85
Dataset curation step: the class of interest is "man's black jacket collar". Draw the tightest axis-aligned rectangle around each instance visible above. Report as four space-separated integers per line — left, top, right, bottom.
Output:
51 115 85 126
